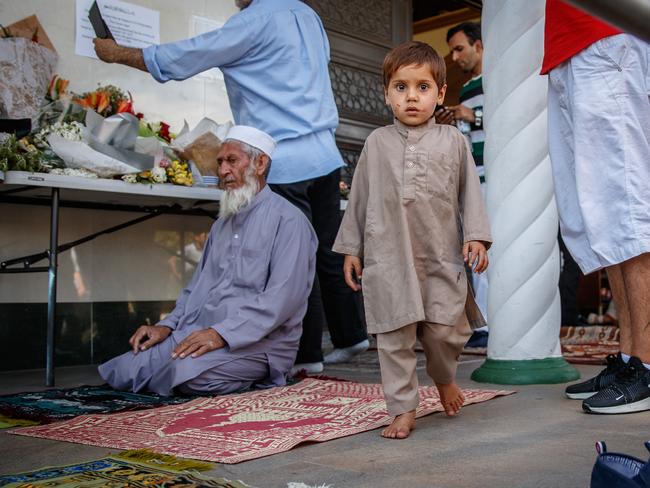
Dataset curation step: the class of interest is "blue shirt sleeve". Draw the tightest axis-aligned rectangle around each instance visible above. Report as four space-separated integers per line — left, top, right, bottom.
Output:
143 14 254 83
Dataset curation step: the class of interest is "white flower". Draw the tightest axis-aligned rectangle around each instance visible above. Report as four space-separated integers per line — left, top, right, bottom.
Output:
49 168 98 178
122 174 138 183
151 166 167 183
34 121 84 148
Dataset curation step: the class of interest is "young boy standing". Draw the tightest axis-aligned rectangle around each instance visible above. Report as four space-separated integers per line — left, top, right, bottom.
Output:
333 42 492 439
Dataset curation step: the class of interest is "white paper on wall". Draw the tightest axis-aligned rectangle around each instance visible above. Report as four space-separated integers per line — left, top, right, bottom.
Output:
75 0 160 59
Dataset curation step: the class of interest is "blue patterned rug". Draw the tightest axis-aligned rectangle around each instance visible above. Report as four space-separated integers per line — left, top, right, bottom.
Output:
0 450 249 487
0 385 195 427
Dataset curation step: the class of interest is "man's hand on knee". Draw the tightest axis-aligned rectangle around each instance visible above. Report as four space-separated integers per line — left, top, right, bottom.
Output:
129 325 172 354
172 328 225 359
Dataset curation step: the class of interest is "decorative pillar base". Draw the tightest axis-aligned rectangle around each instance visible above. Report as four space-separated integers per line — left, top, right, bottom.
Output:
471 357 580 385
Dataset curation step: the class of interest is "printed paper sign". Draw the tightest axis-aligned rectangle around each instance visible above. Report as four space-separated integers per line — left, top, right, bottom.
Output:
75 0 160 59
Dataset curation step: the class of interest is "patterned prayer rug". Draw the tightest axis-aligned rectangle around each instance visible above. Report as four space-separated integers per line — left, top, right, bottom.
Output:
0 385 195 428
459 326 621 365
0 451 250 487
13 379 513 464
560 325 620 365
461 346 487 356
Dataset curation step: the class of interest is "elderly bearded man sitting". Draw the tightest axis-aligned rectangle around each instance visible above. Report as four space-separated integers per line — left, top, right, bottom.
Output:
99 126 318 396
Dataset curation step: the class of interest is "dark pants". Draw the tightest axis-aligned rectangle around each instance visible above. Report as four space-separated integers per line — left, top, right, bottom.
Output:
559 232 580 326
270 168 367 363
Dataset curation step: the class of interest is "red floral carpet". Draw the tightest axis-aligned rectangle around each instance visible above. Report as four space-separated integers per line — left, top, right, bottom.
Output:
560 325 620 365
460 326 621 365
13 379 512 464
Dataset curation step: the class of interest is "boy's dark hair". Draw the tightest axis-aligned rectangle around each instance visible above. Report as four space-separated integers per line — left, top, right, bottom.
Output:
446 21 481 44
382 41 446 88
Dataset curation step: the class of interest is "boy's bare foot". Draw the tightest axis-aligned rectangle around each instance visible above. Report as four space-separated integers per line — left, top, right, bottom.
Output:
436 382 465 416
381 410 416 439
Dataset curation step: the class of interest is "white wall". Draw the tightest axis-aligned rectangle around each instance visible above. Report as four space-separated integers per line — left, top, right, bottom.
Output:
1 0 237 304
0 204 214 303
1 0 238 131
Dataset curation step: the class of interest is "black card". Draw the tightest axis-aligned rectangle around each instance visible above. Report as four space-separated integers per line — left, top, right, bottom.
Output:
88 1 114 40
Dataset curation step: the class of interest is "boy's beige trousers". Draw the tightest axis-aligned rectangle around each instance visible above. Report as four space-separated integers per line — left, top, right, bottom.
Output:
376 314 472 416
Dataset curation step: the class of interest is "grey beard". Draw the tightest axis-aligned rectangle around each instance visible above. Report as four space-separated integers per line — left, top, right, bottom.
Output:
235 0 253 9
219 173 259 219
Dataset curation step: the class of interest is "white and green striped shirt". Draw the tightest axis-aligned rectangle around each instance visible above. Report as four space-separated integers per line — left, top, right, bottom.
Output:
459 74 484 182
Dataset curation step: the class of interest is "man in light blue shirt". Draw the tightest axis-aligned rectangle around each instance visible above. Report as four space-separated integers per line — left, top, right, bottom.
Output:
94 0 368 373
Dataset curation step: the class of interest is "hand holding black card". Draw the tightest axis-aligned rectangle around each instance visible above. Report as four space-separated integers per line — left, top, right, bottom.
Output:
89 1 114 40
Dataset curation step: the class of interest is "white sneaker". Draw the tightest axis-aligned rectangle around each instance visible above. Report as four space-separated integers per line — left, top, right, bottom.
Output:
323 339 370 364
289 361 323 376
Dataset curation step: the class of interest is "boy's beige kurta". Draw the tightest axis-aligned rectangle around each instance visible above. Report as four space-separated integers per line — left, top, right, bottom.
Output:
334 118 492 334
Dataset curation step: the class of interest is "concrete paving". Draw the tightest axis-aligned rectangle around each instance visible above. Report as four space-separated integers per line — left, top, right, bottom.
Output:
1 351 649 488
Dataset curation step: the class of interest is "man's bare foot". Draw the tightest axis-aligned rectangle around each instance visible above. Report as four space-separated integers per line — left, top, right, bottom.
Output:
381 410 416 439
436 382 465 416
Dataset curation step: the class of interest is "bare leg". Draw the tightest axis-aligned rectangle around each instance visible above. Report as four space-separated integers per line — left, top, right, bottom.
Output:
619 253 650 363
436 382 466 416
381 410 416 439
606 264 632 356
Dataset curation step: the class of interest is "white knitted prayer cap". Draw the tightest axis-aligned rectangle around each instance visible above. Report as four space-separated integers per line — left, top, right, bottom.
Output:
224 125 276 158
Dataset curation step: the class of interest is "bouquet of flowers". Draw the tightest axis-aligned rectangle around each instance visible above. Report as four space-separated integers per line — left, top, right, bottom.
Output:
29 74 87 135
0 134 43 173
139 119 172 143
2 71 215 186
47 75 68 101
33 120 84 147
122 159 193 186
73 84 134 117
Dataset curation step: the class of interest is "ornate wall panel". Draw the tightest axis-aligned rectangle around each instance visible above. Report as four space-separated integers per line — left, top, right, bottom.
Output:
306 0 412 180
306 0 393 46
329 63 393 126
338 145 363 186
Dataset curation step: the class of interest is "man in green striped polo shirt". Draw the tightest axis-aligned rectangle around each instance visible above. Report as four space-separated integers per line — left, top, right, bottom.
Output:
445 22 484 183
439 22 488 347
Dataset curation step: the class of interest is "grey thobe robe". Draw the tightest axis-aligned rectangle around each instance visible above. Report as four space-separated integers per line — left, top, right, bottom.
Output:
99 186 317 395
333 118 492 334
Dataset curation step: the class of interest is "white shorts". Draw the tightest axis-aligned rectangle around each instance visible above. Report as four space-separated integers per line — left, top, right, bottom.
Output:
548 34 650 274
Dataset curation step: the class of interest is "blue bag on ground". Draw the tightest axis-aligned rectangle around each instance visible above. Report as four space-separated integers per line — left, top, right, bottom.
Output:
591 441 650 487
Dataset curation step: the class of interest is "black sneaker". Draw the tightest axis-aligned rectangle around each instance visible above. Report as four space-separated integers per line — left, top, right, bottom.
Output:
465 330 488 348
565 353 627 399
582 356 650 414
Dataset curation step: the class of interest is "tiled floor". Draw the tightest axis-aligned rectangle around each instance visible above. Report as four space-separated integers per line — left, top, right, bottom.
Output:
1 350 649 487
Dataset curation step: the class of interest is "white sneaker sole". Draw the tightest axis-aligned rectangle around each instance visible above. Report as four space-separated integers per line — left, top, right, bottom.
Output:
323 339 370 364
583 396 650 414
565 391 597 400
